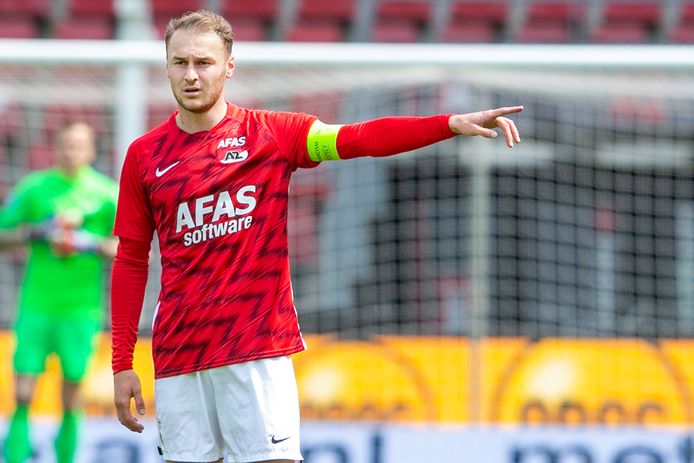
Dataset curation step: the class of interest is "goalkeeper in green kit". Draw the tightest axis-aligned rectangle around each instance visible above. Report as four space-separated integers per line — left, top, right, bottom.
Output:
0 122 118 463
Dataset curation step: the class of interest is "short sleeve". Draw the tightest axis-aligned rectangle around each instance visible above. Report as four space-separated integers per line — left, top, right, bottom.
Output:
113 145 156 241
263 111 319 170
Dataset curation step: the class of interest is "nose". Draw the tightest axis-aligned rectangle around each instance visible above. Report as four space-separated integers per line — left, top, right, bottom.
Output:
184 64 198 82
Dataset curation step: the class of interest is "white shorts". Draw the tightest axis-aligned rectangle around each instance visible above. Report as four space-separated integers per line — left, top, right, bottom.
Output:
154 356 302 462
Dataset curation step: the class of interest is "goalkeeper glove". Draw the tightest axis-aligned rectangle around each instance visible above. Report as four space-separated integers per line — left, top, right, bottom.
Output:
51 228 101 256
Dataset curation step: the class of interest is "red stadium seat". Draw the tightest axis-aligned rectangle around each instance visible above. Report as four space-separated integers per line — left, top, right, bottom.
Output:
373 0 432 43
592 1 661 43
444 0 509 43
297 0 356 22
449 1 509 25
516 21 571 42
151 0 204 34
221 0 279 40
68 0 114 19
230 18 267 41
668 2 694 43
0 0 50 19
602 1 661 25
527 1 583 21
515 1 586 43
372 19 421 42
151 0 204 16
0 16 38 38
53 17 114 39
222 0 279 23
441 21 496 42
376 0 433 24
286 20 344 42
590 22 651 43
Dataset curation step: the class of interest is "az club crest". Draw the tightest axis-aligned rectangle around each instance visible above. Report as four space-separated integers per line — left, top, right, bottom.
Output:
220 149 249 164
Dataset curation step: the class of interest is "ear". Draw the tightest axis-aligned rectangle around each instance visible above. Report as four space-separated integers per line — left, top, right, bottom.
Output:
226 55 235 79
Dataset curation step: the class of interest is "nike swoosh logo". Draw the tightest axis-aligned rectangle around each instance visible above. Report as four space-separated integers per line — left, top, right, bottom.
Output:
155 161 180 177
271 435 291 444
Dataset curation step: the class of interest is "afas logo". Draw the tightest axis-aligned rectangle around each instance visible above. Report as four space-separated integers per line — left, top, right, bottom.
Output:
217 136 248 164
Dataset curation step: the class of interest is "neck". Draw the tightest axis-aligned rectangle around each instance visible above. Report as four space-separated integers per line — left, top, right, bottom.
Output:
176 99 228 133
59 166 83 178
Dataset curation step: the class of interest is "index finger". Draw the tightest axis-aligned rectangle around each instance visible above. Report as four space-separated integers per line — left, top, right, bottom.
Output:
115 397 144 433
490 106 524 117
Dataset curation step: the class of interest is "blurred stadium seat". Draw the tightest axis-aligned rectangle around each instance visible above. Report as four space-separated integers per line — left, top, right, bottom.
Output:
591 0 661 43
516 1 586 43
40 103 109 140
53 17 114 40
0 0 50 19
372 19 422 42
372 0 433 42
443 0 508 43
287 0 356 42
222 0 279 23
152 0 204 37
0 0 48 38
0 16 38 38
67 0 114 19
222 0 278 40
0 0 692 44
668 1 694 43
286 20 345 42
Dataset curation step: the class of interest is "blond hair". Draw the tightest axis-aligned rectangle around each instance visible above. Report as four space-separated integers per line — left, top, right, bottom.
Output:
165 9 234 56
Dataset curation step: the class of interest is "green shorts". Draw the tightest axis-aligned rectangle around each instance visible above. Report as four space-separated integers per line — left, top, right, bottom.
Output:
13 310 101 382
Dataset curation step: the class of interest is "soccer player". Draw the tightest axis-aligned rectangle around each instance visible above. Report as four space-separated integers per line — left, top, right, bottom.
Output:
111 9 522 463
0 122 118 463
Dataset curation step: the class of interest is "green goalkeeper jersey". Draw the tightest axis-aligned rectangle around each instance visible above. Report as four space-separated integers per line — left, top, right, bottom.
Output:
0 166 118 319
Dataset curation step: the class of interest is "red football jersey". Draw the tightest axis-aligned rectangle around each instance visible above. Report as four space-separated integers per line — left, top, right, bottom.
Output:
114 103 318 378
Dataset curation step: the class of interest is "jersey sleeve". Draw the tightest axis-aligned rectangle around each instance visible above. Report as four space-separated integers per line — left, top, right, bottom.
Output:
262 111 319 170
111 236 151 374
311 114 454 161
113 144 156 241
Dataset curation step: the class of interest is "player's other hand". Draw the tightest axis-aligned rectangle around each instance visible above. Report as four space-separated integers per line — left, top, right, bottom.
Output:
114 369 146 433
449 106 524 148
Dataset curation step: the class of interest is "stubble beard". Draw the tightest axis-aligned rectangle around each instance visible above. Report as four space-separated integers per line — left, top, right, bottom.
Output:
172 77 225 115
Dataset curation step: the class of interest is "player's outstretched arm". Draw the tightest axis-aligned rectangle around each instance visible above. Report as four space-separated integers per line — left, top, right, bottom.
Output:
114 369 146 433
306 105 524 163
448 106 523 148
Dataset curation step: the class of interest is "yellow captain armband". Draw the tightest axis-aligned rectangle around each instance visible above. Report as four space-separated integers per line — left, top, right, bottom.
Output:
306 120 343 162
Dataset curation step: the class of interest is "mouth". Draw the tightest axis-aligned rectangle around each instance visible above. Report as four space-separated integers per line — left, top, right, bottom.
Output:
183 88 201 96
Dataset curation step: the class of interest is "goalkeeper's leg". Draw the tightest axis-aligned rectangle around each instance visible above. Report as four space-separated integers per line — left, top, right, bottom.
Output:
3 375 37 463
54 317 100 463
55 381 82 463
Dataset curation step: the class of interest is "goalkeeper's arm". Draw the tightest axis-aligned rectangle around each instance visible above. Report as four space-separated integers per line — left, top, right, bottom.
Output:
50 228 119 257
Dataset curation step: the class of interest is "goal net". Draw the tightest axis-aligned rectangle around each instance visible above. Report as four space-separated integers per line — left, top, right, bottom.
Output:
0 41 692 424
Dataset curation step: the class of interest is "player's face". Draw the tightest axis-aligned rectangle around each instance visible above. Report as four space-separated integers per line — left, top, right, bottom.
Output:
166 29 234 115
55 124 95 175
